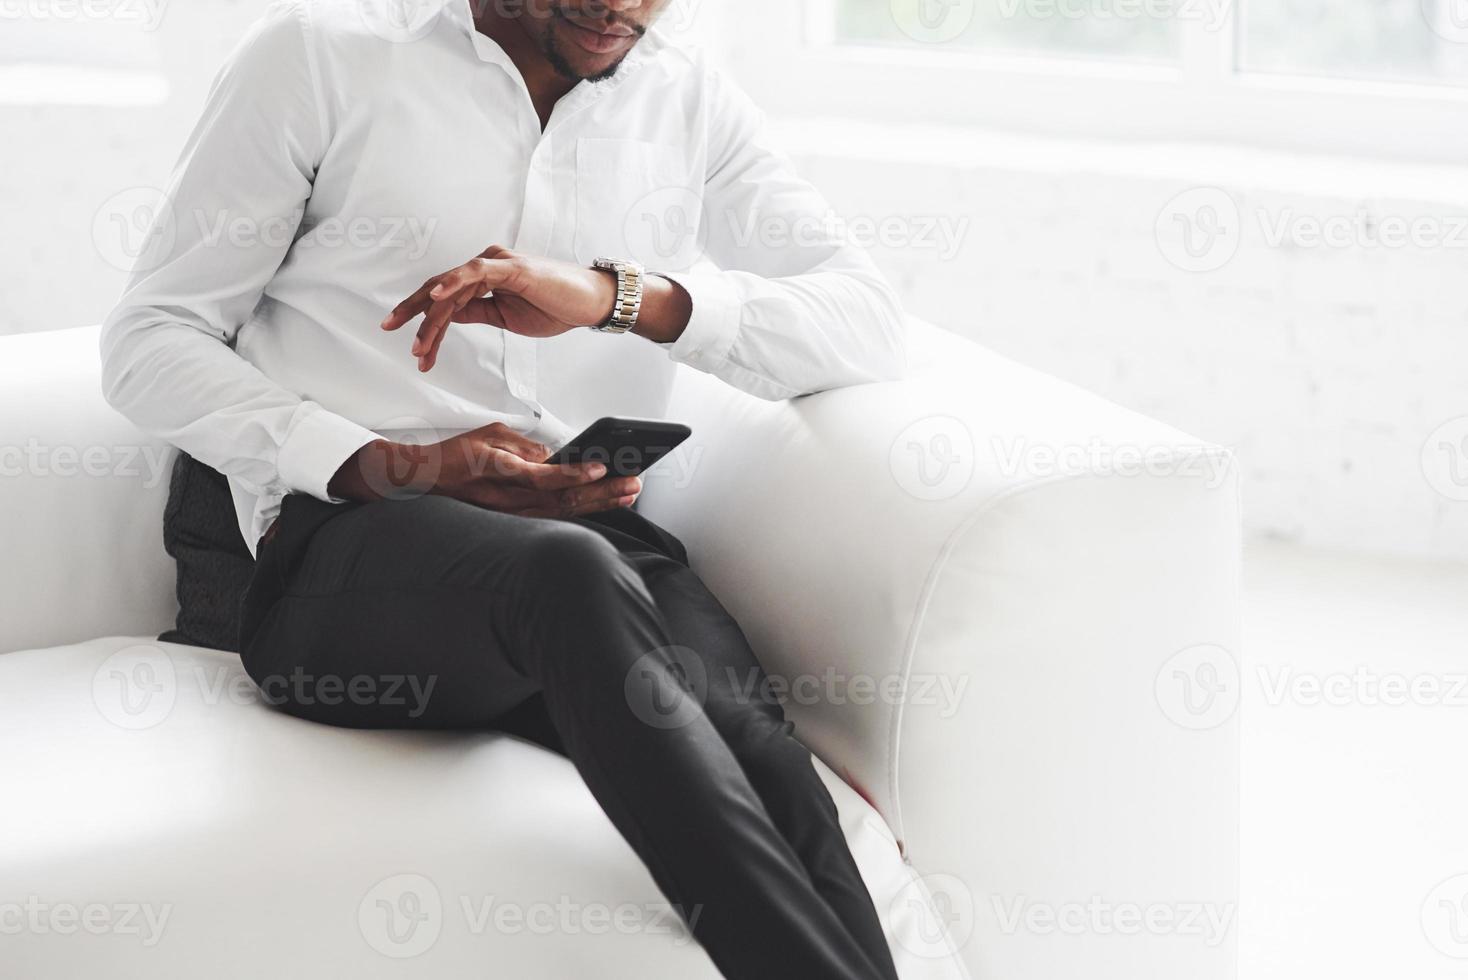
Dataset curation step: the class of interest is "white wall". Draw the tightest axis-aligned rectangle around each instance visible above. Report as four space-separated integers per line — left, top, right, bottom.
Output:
0 0 272 335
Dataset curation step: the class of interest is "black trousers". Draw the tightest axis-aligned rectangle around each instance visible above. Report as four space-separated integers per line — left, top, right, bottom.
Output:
238 492 900 980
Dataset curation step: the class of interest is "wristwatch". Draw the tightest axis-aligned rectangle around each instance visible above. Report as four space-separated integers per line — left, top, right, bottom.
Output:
591 257 645 334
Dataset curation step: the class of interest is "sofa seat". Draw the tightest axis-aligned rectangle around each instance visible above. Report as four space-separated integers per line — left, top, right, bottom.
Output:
0 636 957 979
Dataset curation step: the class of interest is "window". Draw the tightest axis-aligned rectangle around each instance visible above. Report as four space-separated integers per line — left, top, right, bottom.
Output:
835 0 1178 63
716 0 1468 163
1242 0 1468 86
829 0 1468 86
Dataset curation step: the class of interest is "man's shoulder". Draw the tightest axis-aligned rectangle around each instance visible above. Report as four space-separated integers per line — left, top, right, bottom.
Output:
647 23 744 82
635 27 754 112
256 0 442 49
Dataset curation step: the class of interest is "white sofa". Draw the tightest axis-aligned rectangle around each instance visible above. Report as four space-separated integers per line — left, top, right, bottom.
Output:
0 321 1240 980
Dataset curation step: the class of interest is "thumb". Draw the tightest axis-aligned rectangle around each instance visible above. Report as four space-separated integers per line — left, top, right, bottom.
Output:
453 298 507 327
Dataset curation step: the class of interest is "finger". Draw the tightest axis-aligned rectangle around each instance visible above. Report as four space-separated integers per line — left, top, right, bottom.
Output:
428 258 517 304
413 292 463 371
418 262 520 370
511 475 640 518
448 443 541 485
459 482 543 514
381 277 442 332
487 452 610 491
556 475 643 513
420 282 485 371
541 489 641 519
462 423 552 464
452 297 507 327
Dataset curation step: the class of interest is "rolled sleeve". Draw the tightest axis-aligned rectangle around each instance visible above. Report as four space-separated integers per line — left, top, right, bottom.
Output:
275 405 380 503
657 269 742 373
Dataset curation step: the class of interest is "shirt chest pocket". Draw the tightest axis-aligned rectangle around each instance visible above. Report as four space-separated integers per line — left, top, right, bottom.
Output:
572 138 702 270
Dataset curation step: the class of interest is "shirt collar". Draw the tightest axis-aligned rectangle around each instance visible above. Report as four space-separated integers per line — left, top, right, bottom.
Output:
440 1 669 133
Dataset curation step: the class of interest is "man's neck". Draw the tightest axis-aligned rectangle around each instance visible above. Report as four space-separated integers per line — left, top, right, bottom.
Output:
471 7 578 129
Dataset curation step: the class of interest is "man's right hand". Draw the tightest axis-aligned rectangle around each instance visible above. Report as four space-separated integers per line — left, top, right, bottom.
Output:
327 422 641 518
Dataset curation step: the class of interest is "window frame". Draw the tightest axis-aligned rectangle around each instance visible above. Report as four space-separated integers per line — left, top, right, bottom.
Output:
715 0 1468 165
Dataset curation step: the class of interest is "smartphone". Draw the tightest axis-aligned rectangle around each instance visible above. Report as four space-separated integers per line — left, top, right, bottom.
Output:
545 417 692 477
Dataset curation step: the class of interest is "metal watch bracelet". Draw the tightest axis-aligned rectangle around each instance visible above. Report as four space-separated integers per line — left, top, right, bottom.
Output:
591 257 644 334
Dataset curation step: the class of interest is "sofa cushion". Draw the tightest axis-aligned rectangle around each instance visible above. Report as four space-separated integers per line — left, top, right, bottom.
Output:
0 637 962 979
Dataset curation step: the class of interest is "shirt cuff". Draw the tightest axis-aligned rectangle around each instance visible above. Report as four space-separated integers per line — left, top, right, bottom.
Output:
276 404 380 503
656 269 742 373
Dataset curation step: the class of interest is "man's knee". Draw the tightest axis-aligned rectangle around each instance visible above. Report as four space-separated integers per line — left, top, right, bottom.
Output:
502 521 659 683
514 520 628 592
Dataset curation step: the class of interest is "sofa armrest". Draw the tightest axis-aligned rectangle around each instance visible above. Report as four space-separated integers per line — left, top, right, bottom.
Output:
0 326 176 654
638 319 1240 980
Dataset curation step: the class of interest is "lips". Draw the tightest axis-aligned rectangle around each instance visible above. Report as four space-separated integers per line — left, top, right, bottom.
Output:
558 14 637 55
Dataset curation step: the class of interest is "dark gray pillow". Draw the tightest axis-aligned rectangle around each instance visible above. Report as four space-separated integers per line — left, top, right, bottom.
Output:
157 453 255 652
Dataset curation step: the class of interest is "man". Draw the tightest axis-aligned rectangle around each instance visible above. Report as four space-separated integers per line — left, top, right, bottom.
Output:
101 1 907 977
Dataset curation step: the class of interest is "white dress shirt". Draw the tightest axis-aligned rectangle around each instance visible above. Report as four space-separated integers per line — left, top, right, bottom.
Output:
101 0 906 556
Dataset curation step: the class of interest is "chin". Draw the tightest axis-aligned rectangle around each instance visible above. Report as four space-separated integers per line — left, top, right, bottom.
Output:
544 19 638 82
570 52 627 81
